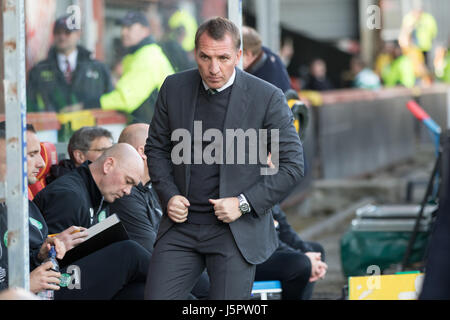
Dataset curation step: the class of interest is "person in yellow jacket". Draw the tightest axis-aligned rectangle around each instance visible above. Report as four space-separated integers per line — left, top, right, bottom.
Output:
402 44 432 86
168 8 198 53
101 11 174 124
434 45 450 83
63 11 174 123
382 42 416 88
374 41 394 77
442 52 450 83
399 1 437 65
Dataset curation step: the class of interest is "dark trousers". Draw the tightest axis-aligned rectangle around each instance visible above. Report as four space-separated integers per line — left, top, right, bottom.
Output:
190 271 210 300
55 240 150 300
145 223 255 300
255 241 325 300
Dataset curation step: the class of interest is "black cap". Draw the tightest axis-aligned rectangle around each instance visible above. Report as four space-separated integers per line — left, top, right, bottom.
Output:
116 11 149 27
53 15 81 33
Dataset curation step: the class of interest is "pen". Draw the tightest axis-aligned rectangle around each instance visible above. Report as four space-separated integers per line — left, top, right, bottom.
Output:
48 229 81 238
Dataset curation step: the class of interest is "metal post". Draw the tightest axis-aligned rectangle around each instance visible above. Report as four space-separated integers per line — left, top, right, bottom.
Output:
256 0 280 54
228 0 243 69
3 0 29 290
81 0 96 53
255 0 268 48
270 0 280 54
359 0 380 68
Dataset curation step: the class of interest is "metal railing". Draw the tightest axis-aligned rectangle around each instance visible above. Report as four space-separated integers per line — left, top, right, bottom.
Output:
3 0 30 291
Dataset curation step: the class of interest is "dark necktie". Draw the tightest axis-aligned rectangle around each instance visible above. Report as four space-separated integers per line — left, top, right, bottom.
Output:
64 58 72 84
207 88 218 96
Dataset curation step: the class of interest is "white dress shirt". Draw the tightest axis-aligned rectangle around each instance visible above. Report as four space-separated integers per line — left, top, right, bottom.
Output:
57 50 78 74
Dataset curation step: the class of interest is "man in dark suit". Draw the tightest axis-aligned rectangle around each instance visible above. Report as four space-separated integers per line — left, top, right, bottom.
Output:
144 17 304 300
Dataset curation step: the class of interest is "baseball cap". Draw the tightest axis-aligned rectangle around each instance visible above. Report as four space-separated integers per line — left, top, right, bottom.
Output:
53 15 81 34
116 11 150 27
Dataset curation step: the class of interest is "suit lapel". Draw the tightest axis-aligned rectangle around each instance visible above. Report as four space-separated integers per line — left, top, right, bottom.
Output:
181 72 200 132
183 71 201 196
223 68 250 158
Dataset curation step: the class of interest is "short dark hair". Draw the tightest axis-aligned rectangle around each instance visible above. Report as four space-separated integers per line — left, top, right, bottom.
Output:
68 126 113 162
195 17 241 50
0 121 35 140
27 124 36 133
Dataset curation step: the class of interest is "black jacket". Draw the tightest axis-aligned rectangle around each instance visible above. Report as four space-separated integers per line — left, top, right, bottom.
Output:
28 201 49 269
246 46 292 93
46 159 77 185
33 162 105 234
302 75 334 91
159 38 195 73
0 201 49 290
27 46 113 112
106 182 162 254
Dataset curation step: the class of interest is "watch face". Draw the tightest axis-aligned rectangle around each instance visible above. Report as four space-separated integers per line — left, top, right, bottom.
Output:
240 203 250 213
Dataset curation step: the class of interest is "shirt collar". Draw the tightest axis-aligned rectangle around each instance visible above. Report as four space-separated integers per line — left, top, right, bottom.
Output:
57 49 78 73
202 68 236 93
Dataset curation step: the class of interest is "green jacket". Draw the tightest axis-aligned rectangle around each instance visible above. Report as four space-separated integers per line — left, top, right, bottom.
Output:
100 37 174 123
382 55 416 88
440 53 450 83
403 12 437 52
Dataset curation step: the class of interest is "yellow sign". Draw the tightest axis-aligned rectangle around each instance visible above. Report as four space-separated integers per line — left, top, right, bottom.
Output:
57 110 96 131
349 273 424 300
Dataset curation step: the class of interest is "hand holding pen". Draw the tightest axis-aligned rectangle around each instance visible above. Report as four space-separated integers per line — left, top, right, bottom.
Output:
48 226 88 251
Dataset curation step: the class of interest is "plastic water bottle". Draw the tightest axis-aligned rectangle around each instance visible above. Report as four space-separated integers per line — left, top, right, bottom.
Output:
37 246 59 300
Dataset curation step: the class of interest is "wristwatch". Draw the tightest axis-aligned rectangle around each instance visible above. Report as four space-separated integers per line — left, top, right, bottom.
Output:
237 194 251 215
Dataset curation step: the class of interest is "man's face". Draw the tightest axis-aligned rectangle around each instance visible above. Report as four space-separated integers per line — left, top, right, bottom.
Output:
54 30 80 54
26 131 45 185
311 60 326 79
195 32 242 89
121 23 148 48
84 136 113 163
100 159 140 203
242 50 255 70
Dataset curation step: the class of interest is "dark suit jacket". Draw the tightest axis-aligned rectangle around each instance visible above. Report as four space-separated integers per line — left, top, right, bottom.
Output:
145 67 304 264
106 182 162 255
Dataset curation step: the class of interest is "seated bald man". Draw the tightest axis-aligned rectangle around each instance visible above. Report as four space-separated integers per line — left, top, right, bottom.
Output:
34 143 144 234
107 124 162 253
